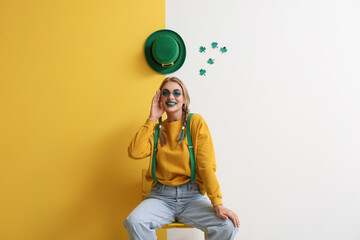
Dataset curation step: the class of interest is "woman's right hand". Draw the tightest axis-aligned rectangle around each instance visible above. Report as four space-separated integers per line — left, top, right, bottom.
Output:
148 90 164 122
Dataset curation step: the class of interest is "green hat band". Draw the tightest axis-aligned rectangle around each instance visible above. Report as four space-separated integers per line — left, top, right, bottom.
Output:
152 36 180 67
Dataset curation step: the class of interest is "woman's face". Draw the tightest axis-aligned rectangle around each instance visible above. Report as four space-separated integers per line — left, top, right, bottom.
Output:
160 81 185 114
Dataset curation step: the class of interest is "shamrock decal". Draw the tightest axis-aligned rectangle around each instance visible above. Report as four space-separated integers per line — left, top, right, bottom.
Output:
207 58 215 65
211 42 218 48
197 42 228 77
220 47 227 53
199 46 206 53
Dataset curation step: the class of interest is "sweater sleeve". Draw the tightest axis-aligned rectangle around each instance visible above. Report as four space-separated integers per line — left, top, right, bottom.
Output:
128 119 157 159
194 115 223 207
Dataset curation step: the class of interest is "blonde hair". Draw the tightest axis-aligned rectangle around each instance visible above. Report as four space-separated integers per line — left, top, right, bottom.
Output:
158 77 190 146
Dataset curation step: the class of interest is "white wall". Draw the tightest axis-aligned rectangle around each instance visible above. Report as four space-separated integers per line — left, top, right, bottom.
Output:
166 0 360 239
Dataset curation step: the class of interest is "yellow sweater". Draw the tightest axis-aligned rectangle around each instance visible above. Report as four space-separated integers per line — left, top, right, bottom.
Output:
128 113 223 207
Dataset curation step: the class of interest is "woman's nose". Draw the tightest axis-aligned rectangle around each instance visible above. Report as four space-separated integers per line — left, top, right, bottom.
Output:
167 93 175 99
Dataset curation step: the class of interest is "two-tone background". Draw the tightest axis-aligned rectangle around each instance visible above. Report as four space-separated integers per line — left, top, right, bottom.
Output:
1 0 359 239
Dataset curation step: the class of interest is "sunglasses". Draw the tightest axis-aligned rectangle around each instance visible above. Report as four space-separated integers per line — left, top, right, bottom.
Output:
161 89 182 98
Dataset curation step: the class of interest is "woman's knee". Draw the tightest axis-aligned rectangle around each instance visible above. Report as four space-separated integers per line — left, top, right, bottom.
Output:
207 219 238 239
223 219 239 237
124 213 142 230
124 212 161 231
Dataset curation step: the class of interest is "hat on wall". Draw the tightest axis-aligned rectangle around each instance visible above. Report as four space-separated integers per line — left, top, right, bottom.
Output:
144 29 186 74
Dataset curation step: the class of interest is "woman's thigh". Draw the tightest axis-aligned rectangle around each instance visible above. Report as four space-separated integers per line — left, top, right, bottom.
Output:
177 195 233 231
125 197 176 230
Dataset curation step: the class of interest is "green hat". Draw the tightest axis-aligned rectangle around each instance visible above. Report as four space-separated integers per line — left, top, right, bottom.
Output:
144 29 186 74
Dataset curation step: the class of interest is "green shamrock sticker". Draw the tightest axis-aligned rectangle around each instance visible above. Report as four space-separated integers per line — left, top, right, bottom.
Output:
211 42 218 48
207 58 215 65
199 46 206 53
199 69 206 76
220 47 227 53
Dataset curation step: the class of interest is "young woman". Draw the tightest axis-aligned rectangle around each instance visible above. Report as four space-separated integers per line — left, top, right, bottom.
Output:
124 77 239 240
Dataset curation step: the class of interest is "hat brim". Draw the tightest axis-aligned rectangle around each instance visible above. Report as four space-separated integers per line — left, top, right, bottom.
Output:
144 29 186 74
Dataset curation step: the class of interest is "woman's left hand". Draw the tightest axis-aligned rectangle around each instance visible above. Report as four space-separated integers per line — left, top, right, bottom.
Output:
214 205 240 227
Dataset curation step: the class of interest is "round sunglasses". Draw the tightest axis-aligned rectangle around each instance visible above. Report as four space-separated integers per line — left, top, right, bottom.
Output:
161 89 182 98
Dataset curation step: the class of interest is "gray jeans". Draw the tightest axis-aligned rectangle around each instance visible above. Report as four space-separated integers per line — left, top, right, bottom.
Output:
124 182 238 240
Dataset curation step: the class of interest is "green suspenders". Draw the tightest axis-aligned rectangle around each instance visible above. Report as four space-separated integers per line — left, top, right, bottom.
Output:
187 113 196 182
152 113 195 183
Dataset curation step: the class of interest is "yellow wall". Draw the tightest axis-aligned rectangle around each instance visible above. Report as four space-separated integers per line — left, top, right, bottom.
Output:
0 1 164 239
